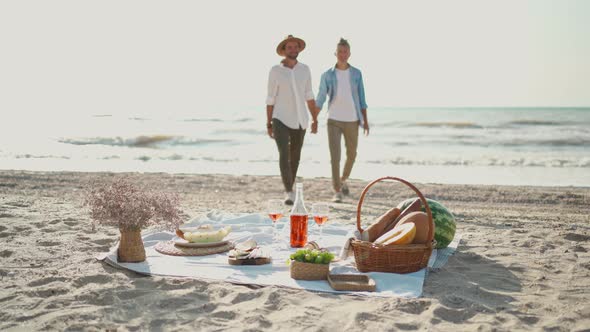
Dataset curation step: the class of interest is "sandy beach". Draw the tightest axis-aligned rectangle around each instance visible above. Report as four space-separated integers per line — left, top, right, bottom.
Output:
0 170 589 331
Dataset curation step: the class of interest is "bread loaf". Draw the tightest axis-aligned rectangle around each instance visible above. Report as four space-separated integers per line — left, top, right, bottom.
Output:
394 211 430 244
361 207 401 242
383 198 422 234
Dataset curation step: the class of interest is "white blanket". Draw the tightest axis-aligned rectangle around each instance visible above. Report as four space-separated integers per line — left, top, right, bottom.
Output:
98 211 460 298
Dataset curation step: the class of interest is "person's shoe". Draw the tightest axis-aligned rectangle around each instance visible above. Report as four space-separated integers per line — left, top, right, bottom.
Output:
284 192 294 205
332 191 343 203
341 181 350 196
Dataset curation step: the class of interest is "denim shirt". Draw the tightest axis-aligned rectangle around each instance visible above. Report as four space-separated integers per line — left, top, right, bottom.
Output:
315 64 368 126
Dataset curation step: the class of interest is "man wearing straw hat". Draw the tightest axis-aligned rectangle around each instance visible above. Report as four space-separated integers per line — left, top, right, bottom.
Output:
266 35 319 205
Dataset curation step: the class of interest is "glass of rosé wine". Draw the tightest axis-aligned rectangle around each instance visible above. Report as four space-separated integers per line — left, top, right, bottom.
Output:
311 203 329 243
267 199 284 242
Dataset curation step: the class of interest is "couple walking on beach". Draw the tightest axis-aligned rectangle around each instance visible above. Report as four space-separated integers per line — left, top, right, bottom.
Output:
266 35 369 205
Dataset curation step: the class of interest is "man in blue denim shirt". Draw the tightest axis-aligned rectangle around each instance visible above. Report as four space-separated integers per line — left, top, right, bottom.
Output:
316 38 369 202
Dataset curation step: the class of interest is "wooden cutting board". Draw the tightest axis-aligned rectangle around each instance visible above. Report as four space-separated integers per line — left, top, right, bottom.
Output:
228 257 272 265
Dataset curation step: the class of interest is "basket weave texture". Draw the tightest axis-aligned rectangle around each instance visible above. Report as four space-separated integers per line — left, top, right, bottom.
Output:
351 176 435 274
290 260 329 280
118 229 146 263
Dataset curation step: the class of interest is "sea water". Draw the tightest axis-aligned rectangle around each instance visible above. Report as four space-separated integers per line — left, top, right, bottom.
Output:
1 107 588 187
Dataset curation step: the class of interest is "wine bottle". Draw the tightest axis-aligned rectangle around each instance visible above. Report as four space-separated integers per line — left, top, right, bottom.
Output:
289 183 308 247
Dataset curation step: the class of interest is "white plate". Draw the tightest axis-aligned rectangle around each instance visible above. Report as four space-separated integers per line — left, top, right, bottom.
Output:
172 236 230 248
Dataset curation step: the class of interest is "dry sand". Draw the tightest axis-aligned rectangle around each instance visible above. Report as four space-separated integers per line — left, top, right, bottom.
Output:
1 170 589 331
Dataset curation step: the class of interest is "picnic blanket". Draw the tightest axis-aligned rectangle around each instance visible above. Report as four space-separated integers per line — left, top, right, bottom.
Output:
97 210 460 298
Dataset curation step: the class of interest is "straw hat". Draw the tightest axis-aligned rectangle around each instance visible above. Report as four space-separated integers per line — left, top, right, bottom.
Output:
276 35 306 56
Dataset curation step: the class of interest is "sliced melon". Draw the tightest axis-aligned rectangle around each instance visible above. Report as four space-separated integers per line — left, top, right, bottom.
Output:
375 223 416 246
184 226 231 243
394 211 430 244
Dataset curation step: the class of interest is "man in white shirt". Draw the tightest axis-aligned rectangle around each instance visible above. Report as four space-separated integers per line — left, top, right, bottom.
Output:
316 38 370 203
266 35 319 205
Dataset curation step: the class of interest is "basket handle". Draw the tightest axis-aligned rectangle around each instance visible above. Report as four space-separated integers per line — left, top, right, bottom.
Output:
356 176 434 243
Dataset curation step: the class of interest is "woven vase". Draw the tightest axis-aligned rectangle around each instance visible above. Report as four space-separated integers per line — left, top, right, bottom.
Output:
118 229 146 263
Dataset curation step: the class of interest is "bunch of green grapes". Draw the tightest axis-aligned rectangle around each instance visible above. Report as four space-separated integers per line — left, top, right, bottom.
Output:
289 249 335 264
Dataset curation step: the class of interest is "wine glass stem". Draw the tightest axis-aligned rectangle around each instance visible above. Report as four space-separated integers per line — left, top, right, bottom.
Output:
273 222 277 241
319 225 323 242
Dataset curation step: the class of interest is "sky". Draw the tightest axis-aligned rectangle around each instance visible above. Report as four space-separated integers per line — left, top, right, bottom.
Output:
1 0 589 120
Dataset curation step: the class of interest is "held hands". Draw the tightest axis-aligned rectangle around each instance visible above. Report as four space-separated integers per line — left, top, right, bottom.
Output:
311 120 318 134
310 106 320 134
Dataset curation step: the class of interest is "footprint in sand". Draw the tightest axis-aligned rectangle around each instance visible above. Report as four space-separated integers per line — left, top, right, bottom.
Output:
511 311 540 324
26 286 69 298
441 294 467 307
27 276 69 287
5 200 32 208
570 245 587 253
394 322 420 331
396 299 432 314
564 232 590 242
263 291 283 309
14 225 30 232
433 305 478 323
211 310 237 320
73 274 113 287
58 217 79 227
76 235 91 241
355 312 381 322
37 241 61 247
91 238 114 246
0 250 13 258
231 291 264 304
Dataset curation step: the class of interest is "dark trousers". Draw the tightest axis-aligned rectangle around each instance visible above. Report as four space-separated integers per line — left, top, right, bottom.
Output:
272 119 306 192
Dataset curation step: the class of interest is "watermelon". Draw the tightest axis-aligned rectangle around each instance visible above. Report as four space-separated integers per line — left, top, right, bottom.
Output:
397 198 456 249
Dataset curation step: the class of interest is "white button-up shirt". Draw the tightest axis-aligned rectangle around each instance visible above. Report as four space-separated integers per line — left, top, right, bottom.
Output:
266 62 314 130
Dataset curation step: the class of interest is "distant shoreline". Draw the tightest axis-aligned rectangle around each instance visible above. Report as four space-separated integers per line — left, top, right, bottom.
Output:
1 169 588 189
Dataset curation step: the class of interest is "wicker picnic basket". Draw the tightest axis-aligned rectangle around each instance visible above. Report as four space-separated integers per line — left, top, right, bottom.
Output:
351 176 435 274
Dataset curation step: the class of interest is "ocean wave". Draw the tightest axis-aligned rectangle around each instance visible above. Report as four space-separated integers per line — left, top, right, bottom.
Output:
188 156 239 162
58 135 235 147
58 135 175 147
183 118 223 122
506 120 570 126
212 128 264 136
169 137 235 146
409 122 483 129
386 137 590 148
367 157 590 168
183 117 254 123
161 154 184 161
15 154 70 159
501 138 590 147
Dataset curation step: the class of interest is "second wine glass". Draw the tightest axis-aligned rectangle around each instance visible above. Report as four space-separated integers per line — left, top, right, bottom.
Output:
311 203 329 244
267 199 284 243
